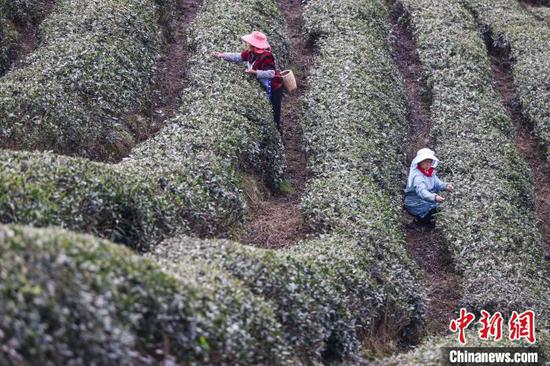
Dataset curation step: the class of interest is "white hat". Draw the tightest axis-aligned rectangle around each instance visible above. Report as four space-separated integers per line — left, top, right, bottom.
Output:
406 148 440 190
412 148 439 168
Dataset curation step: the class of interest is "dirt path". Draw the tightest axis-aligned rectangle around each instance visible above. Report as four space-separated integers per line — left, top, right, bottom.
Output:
129 0 202 143
11 22 40 69
482 29 550 258
7 1 56 72
239 0 313 249
388 1 462 335
4 0 201 161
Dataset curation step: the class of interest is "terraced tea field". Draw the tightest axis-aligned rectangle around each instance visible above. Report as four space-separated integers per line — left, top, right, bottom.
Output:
0 0 548 364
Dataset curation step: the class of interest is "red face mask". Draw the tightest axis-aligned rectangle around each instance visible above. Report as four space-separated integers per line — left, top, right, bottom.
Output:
417 165 434 177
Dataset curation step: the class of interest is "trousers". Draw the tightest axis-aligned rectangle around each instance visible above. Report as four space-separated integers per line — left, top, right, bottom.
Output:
270 87 282 131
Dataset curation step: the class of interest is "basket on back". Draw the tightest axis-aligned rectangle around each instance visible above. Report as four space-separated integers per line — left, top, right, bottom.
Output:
281 69 297 92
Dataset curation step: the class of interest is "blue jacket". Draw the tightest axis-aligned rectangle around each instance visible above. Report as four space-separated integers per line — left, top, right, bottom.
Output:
404 168 449 218
404 168 448 202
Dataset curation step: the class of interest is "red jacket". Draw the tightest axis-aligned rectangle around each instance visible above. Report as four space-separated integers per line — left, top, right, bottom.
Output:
241 50 283 91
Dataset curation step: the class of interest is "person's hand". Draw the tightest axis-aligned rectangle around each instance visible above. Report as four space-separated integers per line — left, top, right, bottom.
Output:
211 51 224 58
446 183 454 192
435 195 445 203
244 68 257 75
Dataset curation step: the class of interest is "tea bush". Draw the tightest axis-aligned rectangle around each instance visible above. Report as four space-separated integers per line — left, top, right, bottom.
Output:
0 16 17 75
0 0 170 160
303 0 406 193
0 150 186 252
300 0 426 350
1 0 52 24
292 234 426 350
0 225 289 365
300 171 425 339
0 0 289 245
152 232 424 362
464 0 550 161
399 0 548 319
527 6 550 22
0 0 52 75
153 235 361 363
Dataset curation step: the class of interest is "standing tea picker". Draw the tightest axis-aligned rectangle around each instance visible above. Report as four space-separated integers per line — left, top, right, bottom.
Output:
211 31 284 132
404 148 454 225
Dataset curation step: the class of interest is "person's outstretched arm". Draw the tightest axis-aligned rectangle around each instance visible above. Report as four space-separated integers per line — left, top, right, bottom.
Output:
211 52 243 63
415 176 445 203
434 175 454 192
415 179 437 202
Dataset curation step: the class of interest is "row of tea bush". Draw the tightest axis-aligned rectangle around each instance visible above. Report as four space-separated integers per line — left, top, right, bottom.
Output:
0 0 288 251
465 0 550 162
0 0 52 74
300 0 426 352
0 0 172 160
399 0 547 322
150 0 426 363
0 225 297 365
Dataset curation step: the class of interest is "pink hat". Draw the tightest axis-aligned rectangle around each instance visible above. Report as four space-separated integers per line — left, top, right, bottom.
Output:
241 31 270 49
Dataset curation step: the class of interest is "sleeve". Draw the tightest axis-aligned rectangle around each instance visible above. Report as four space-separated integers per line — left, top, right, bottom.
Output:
222 52 244 63
414 176 437 202
255 70 275 79
433 175 448 192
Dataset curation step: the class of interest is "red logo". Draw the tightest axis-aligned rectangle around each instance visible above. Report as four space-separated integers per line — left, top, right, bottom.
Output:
449 308 475 344
509 310 536 343
479 310 503 341
449 309 536 345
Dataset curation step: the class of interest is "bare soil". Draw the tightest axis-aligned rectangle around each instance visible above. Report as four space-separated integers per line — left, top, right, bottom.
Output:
8 1 56 70
388 1 462 335
483 32 550 258
149 0 202 131
127 0 202 144
239 0 313 249
388 3 432 164
4 0 201 163
406 225 462 334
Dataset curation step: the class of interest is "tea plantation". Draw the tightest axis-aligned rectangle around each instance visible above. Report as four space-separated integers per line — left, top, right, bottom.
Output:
0 0 547 364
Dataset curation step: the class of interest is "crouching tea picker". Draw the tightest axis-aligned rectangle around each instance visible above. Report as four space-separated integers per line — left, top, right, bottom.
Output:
404 148 454 224
211 31 283 132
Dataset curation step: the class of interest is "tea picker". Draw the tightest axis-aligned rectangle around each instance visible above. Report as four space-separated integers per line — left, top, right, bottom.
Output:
211 31 296 134
404 148 454 226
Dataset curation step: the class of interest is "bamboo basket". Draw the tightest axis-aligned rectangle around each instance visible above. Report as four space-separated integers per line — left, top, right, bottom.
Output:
281 69 297 92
